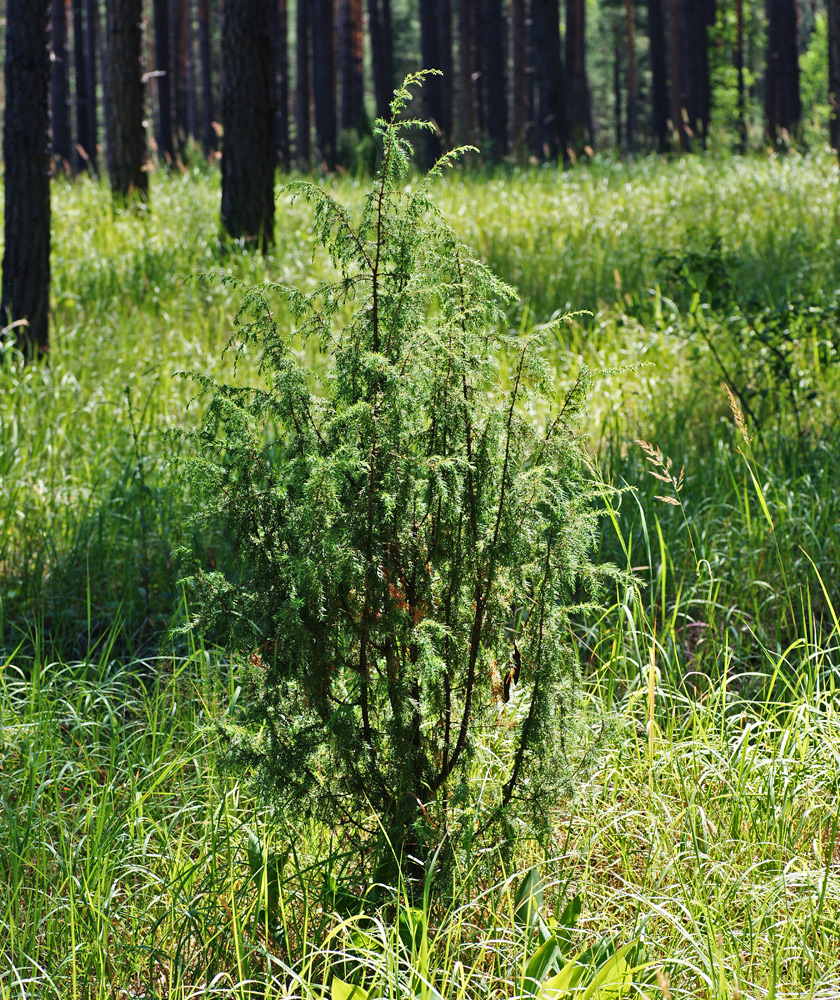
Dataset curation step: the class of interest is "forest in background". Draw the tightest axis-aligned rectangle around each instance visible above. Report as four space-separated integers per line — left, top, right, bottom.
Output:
1 0 839 176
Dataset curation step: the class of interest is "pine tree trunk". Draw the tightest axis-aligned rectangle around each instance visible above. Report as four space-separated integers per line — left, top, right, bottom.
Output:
197 0 216 154
2 0 51 357
829 0 840 150
418 0 450 167
85 0 99 171
511 0 527 158
531 0 564 161
73 0 93 171
765 0 800 144
735 0 746 150
338 0 365 134
367 0 394 121
648 0 669 150
312 0 337 169
668 0 689 149
173 0 191 150
154 0 175 161
52 0 73 171
220 0 275 247
624 0 637 154
272 0 289 166
565 0 591 152
481 0 507 159
104 0 148 201
613 22 622 149
295 0 311 166
458 0 477 144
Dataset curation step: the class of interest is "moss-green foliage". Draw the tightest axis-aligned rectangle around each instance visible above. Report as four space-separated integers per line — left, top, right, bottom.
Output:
181 75 603 873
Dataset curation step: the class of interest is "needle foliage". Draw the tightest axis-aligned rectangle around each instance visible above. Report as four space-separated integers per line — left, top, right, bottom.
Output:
181 73 603 880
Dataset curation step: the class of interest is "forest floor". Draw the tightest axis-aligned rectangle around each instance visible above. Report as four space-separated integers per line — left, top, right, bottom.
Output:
2 153 840 998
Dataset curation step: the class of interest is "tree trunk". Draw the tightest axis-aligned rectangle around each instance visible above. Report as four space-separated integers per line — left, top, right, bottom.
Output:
511 0 527 158
272 0 290 166
765 0 800 145
104 0 148 201
85 0 99 172
52 0 73 171
830 0 840 150
458 0 477 144
197 0 216 154
624 0 638 154
418 0 451 167
312 0 337 169
613 21 622 150
648 0 669 150
338 0 365 134
154 0 175 161
2 0 51 357
368 0 394 121
531 0 564 161
481 0 507 159
221 0 275 247
173 0 191 149
668 0 689 149
295 0 311 166
565 0 591 153
735 0 746 150
73 0 93 171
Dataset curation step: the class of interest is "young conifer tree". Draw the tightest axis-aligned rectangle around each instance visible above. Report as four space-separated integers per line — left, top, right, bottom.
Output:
182 73 603 882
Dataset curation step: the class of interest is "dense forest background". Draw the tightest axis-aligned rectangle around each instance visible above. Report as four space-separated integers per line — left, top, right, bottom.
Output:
0 0 838 178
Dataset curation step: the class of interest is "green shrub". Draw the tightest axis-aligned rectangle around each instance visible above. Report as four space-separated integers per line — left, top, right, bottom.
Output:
181 73 603 883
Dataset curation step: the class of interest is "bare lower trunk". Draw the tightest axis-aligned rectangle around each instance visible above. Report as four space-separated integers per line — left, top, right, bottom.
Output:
2 0 52 357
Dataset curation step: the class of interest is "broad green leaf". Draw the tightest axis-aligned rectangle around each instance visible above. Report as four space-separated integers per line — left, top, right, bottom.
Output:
536 951 589 1000
514 867 544 935
522 935 562 997
580 944 635 1000
332 978 369 1000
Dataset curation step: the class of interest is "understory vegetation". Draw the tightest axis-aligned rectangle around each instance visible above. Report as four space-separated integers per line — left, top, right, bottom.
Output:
2 149 840 998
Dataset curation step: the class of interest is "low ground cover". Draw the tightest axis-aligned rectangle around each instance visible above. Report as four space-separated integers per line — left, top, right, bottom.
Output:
1 153 839 997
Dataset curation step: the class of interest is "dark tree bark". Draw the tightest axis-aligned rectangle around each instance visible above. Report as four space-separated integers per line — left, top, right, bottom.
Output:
73 0 93 170
531 0 564 160
458 0 477 144
667 0 689 149
765 0 801 144
272 0 290 166
613 20 622 149
565 0 591 152
52 0 73 170
680 0 713 145
221 0 275 247
84 0 100 171
197 0 216 154
648 0 669 150
829 0 840 150
511 0 527 158
734 0 746 150
338 0 365 133
481 0 507 159
104 0 148 201
418 0 452 167
172 0 192 149
295 0 311 166
2 0 51 357
154 0 175 160
368 0 394 120
624 0 638 153
312 0 337 168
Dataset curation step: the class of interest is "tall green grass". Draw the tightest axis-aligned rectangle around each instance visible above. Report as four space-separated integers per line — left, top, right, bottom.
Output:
1 155 840 996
